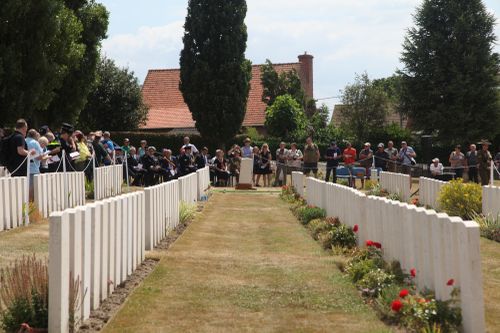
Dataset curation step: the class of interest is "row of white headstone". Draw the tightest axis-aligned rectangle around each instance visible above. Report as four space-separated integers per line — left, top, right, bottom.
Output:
379 171 411 201
481 185 500 218
292 172 485 333
178 172 198 204
48 166 210 333
418 176 447 209
94 164 123 201
0 176 27 230
34 172 86 218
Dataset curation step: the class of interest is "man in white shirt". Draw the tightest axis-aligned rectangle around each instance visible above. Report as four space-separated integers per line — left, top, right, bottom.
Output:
182 136 198 154
430 158 444 177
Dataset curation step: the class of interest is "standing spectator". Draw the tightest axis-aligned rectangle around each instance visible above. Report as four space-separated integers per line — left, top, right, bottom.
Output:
214 149 229 186
182 136 198 154
92 131 111 166
302 137 320 177
122 138 131 156
138 140 148 158
466 144 479 183
343 142 357 188
385 141 399 172
196 147 210 169
449 145 465 179
256 144 272 187
430 158 444 177
5 119 34 177
274 142 289 186
478 140 493 186
325 141 341 183
287 143 303 173
74 131 92 172
45 132 61 172
59 123 76 160
252 146 261 186
398 141 416 188
374 143 389 171
241 138 253 158
26 129 46 200
359 142 373 187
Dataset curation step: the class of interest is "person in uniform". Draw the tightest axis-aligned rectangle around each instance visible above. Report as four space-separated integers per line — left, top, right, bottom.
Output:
478 139 493 186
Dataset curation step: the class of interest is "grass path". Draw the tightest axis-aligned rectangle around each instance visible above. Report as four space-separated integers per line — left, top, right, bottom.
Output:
103 192 390 333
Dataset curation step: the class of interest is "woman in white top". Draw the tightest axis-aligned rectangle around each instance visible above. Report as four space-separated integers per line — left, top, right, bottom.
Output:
287 143 303 171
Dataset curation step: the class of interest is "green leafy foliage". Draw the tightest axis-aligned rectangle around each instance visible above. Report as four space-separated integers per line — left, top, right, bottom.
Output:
265 94 307 140
400 0 500 144
328 224 357 249
295 205 326 225
179 0 252 147
78 57 148 131
308 219 331 240
472 212 500 242
358 269 395 297
437 179 482 219
261 60 305 107
179 202 197 225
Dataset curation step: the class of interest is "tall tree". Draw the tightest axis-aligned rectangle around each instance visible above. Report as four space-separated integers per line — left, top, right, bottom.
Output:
340 73 389 141
78 57 148 131
180 0 252 147
265 94 306 139
261 60 305 107
45 0 109 127
0 0 85 126
400 0 500 144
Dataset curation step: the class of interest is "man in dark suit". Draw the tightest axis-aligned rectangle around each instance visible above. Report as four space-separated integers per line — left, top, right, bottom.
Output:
195 147 210 169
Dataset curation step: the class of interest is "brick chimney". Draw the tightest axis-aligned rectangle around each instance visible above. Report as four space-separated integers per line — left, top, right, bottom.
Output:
298 52 314 98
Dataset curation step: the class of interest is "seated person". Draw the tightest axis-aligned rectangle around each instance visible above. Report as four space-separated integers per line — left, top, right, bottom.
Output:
430 158 444 177
160 149 177 181
127 147 146 186
178 145 197 175
141 146 162 187
229 149 242 183
214 149 230 186
195 147 210 169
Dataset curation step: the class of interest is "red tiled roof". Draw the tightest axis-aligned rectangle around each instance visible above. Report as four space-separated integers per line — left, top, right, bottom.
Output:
141 63 302 129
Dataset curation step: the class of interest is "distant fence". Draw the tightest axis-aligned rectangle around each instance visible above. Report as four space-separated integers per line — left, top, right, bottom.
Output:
144 180 180 250
196 166 210 200
380 171 411 201
304 177 485 333
94 165 123 200
178 172 198 204
483 185 500 218
0 167 9 177
0 176 28 230
291 172 304 197
419 177 446 209
34 172 86 218
49 192 145 333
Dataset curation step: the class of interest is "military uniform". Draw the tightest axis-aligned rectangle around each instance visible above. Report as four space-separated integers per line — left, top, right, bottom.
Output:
478 149 492 186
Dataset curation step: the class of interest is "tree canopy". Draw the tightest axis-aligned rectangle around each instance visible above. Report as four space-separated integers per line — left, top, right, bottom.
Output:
78 57 148 131
400 0 500 144
265 94 306 140
261 60 305 107
180 0 252 147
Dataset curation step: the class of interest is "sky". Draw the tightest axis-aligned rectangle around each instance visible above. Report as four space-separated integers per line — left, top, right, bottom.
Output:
100 0 500 110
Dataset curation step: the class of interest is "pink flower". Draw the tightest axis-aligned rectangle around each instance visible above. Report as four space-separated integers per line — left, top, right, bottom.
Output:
447 279 455 286
353 225 359 233
391 300 403 312
399 289 409 298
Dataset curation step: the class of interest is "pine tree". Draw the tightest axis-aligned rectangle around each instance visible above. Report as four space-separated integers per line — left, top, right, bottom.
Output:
400 0 500 144
180 0 252 148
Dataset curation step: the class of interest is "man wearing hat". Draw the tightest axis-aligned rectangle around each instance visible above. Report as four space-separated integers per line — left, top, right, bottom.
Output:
241 138 253 158
325 141 341 183
58 123 76 160
92 131 111 166
478 140 492 185
374 143 389 171
430 158 444 177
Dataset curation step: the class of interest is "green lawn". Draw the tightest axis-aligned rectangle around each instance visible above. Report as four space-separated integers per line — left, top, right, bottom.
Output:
103 192 390 333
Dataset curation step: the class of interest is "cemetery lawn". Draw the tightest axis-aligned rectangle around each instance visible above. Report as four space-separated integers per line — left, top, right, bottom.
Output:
103 192 390 333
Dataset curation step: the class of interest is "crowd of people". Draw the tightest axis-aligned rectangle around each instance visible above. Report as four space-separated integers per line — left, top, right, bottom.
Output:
1 119 499 196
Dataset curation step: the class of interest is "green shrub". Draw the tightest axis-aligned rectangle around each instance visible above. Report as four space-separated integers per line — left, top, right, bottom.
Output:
318 231 334 250
179 202 197 225
346 259 379 283
373 284 402 322
472 212 500 242
296 205 326 225
329 224 357 249
438 179 482 219
85 178 94 200
0 256 48 332
357 269 395 297
308 219 331 240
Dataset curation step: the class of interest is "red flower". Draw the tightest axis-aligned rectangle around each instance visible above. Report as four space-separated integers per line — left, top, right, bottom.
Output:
353 224 359 233
391 299 403 312
410 268 416 278
447 279 455 286
373 242 382 249
365 240 374 247
399 289 409 298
